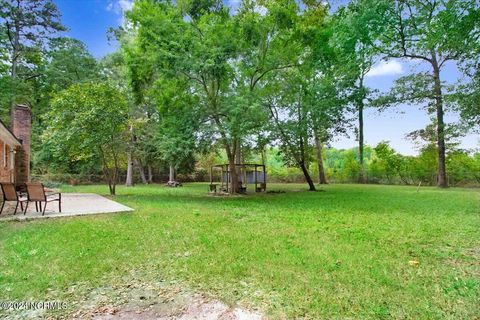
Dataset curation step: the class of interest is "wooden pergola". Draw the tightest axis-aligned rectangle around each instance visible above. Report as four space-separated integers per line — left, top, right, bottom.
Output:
209 163 266 193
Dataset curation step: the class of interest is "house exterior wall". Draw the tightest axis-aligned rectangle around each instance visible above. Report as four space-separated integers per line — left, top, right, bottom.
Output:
0 141 14 183
0 105 31 187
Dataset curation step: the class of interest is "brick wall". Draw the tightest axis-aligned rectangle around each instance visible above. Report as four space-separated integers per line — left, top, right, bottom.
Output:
12 105 31 186
0 141 14 183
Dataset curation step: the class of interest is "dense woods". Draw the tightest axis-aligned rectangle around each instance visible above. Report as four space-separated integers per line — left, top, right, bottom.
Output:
0 0 479 194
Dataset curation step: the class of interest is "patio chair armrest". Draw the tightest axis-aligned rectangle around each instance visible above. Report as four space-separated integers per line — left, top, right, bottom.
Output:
46 193 61 200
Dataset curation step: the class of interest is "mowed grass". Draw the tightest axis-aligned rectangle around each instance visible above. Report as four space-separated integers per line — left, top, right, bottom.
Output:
0 183 479 319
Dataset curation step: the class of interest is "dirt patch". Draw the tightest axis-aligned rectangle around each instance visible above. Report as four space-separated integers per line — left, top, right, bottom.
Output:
83 297 263 320
71 281 265 320
1 267 266 320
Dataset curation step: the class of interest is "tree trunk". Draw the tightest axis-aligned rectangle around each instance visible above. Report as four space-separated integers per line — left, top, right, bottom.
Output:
300 161 316 191
314 134 327 184
261 146 266 166
134 157 147 184
100 148 116 195
11 17 20 81
106 170 116 196
8 8 22 80
226 143 239 194
358 103 366 183
296 91 315 191
147 165 153 183
431 59 447 188
235 139 241 168
357 77 366 184
125 151 133 186
235 139 242 186
169 165 175 182
9 18 21 113
112 157 119 195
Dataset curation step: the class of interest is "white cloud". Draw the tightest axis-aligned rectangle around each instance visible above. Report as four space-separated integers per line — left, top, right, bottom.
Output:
107 0 134 25
107 0 133 14
366 60 404 77
118 0 133 12
226 0 242 14
227 1 267 15
254 5 267 16
227 0 242 7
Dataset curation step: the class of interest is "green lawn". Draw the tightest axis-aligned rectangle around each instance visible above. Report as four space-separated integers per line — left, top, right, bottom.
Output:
0 183 479 319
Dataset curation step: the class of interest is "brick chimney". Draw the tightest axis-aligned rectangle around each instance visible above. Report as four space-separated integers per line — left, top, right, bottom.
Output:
12 105 31 185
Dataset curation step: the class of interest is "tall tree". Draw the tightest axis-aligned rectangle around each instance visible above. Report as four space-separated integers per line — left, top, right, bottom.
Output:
44 83 129 195
100 44 158 186
43 37 98 88
265 69 317 191
37 37 99 116
33 37 100 173
363 0 480 187
0 0 64 109
127 0 299 193
153 77 199 185
333 2 383 183
127 0 238 190
308 72 351 185
233 0 300 164
298 0 351 185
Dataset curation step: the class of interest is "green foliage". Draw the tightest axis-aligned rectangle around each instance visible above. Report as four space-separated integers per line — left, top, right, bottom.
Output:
324 147 364 183
125 0 310 191
447 151 480 185
33 37 101 173
254 142 480 186
0 0 65 108
153 78 199 171
43 82 129 194
372 142 413 184
454 67 480 132
0 0 478 190
0 3 101 177
358 0 480 186
41 37 99 93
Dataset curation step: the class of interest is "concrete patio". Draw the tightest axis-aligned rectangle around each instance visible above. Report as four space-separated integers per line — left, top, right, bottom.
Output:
0 193 133 221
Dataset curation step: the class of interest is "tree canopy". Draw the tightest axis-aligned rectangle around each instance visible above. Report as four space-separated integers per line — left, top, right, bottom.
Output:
0 0 478 192
44 82 129 195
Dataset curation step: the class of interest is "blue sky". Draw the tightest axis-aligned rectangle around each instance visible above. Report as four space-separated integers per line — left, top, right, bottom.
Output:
54 0 124 58
54 0 479 155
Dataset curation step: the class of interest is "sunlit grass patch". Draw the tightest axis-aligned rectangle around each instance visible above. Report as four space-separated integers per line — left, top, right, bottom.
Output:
0 183 478 318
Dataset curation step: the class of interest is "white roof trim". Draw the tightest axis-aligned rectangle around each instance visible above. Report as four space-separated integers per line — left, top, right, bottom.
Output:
0 122 21 147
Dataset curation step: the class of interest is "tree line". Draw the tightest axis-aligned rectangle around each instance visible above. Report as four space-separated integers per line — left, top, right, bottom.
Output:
244 143 479 186
0 0 478 194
